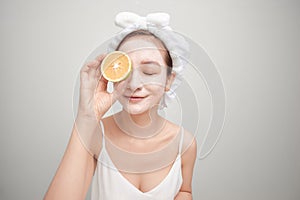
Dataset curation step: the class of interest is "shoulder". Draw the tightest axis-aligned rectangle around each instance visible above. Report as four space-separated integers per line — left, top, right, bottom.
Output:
181 129 197 165
164 120 197 161
164 121 197 150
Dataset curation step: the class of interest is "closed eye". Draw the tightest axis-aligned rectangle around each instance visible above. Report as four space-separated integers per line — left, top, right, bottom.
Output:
141 67 160 75
143 72 156 75
140 62 161 75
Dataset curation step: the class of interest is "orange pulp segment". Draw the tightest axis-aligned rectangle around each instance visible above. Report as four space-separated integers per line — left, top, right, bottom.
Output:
101 51 132 82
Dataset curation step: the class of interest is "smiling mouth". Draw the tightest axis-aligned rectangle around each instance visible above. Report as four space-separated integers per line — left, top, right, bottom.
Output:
125 95 147 102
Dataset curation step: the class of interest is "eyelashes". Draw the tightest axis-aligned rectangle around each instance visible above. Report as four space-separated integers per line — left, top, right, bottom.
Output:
139 64 161 75
143 72 156 76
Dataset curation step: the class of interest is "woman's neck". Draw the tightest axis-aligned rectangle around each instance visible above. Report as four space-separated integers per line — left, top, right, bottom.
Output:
114 108 167 139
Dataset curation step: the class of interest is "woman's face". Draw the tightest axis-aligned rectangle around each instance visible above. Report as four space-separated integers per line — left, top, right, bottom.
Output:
114 36 175 115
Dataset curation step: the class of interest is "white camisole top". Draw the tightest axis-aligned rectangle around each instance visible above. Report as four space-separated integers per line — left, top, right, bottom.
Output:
91 121 184 200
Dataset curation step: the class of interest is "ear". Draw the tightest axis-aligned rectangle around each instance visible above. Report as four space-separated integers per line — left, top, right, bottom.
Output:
165 72 176 92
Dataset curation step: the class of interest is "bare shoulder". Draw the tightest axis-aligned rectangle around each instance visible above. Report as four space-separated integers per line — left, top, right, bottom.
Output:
182 129 197 152
165 120 197 149
164 120 197 158
181 128 197 165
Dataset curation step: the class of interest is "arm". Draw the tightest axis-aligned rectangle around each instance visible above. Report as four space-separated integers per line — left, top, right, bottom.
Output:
44 55 116 199
175 134 197 200
44 118 99 200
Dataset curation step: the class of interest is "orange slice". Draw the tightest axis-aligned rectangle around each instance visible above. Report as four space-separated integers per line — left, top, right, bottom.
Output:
100 51 132 82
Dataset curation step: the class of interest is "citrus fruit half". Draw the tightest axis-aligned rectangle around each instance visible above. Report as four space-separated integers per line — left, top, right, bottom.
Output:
100 51 132 82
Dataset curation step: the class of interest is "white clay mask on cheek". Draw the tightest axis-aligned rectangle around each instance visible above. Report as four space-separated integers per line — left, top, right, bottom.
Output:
113 80 128 98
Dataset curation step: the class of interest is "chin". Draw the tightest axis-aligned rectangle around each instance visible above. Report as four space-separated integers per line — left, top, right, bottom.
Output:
123 106 150 115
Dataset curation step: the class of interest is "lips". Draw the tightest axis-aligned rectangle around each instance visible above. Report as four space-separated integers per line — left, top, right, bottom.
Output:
124 95 147 103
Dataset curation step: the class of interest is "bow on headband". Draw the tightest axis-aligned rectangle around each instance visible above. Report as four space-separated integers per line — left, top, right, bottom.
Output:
115 12 171 30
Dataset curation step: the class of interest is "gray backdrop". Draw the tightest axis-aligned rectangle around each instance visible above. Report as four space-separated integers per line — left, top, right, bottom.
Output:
0 0 299 199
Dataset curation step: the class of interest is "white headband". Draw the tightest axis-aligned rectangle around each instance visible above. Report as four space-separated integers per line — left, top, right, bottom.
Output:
108 12 190 108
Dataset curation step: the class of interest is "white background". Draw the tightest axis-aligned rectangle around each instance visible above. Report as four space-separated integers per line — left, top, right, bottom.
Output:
0 0 299 199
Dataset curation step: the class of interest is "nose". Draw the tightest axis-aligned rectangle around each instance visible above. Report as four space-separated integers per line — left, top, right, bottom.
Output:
127 68 143 91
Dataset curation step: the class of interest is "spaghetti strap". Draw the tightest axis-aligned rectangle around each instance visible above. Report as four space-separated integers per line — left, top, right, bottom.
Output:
99 120 105 148
178 127 184 154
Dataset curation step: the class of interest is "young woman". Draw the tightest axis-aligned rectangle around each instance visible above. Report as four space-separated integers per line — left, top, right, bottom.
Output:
44 12 197 200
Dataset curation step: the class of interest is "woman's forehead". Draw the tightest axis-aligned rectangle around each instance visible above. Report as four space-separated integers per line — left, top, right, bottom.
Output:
118 36 167 54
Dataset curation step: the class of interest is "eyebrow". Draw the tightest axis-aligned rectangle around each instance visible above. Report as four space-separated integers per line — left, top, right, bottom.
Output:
140 60 161 66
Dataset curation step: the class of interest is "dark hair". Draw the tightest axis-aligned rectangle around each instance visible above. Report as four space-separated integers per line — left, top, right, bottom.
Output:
116 30 173 75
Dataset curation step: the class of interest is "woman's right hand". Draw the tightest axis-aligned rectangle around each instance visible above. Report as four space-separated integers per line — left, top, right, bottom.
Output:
77 54 117 121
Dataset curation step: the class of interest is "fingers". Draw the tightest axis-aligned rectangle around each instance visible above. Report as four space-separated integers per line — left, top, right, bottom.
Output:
93 91 117 121
96 76 109 92
81 54 106 74
80 54 107 82
95 54 106 63
95 54 106 79
80 60 98 82
80 60 99 73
